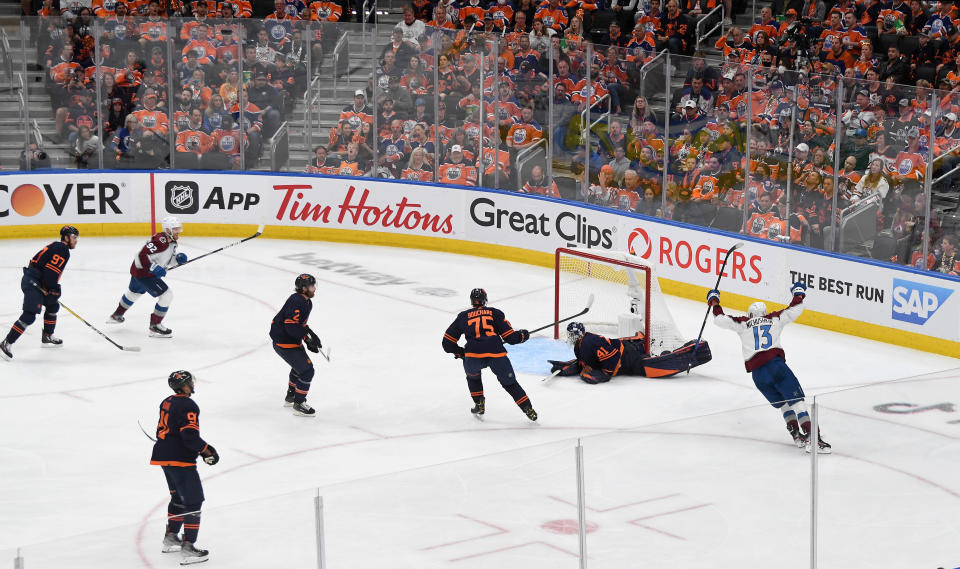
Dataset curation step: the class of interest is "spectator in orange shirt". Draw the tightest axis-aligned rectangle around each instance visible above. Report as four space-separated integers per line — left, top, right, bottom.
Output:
438 145 479 186
534 0 569 33
521 165 560 197
506 106 544 149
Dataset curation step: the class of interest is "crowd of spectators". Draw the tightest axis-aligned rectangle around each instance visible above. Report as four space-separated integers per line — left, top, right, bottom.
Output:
20 0 960 274
32 0 317 169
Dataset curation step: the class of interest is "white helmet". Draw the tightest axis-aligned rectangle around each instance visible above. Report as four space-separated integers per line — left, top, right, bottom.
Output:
748 301 767 318
161 216 183 238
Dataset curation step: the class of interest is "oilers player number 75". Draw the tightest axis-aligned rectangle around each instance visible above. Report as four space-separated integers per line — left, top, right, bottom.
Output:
753 325 772 350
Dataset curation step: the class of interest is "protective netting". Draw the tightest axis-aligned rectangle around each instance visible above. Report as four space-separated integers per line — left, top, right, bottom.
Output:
556 249 687 354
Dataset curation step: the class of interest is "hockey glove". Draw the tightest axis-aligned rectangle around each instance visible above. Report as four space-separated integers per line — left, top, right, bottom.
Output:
549 358 581 376
791 281 807 298
175 253 188 265
151 264 167 278
580 367 611 384
706 289 720 306
516 329 530 343
303 327 321 353
201 444 219 466
452 345 465 359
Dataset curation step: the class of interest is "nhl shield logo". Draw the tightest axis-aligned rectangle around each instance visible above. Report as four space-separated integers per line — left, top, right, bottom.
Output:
165 181 199 214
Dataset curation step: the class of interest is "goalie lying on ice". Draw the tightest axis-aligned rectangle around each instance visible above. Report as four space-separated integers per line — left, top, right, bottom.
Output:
548 322 712 383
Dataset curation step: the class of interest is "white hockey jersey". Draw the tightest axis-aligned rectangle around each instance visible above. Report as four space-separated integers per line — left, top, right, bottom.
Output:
130 232 180 279
713 296 804 372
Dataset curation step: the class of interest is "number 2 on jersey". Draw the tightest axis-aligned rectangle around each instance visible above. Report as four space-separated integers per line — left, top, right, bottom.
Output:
753 325 772 350
467 315 496 337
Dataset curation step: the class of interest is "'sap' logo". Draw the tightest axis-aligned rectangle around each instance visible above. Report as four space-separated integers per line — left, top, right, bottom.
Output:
891 278 955 325
165 181 199 214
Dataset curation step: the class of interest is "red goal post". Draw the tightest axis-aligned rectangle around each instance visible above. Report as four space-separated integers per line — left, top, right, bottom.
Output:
554 247 651 355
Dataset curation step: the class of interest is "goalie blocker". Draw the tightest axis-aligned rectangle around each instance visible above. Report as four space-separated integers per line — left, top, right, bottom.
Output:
550 323 713 383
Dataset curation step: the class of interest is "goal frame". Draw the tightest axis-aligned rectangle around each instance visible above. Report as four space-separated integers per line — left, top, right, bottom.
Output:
554 247 651 354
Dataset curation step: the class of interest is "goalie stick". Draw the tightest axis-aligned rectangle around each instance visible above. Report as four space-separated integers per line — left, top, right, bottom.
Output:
529 294 595 335
687 242 744 373
31 282 141 352
170 224 264 270
541 369 563 383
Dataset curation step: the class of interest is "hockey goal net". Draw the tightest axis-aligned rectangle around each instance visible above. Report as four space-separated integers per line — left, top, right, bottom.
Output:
554 248 687 355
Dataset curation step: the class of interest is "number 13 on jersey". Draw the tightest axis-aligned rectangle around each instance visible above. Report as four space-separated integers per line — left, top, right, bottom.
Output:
753 325 772 350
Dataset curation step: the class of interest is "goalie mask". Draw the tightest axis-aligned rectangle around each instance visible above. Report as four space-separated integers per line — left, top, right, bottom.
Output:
566 322 585 345
748 301 767 318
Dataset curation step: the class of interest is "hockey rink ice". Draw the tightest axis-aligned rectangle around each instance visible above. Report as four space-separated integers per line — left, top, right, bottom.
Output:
1 235 959 569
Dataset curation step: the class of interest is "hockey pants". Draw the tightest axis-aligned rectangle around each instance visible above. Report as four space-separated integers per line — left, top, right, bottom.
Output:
462 356 529 404
273 343 315 403
162 465 204 543
751 357 806 408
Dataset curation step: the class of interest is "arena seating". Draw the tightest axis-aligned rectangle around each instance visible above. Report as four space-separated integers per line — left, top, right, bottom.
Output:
6 0 960 275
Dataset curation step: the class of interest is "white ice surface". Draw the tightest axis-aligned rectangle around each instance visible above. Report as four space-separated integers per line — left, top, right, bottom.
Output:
0 236 958 568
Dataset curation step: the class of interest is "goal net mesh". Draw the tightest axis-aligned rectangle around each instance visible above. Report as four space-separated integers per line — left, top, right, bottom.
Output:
555 249 687 354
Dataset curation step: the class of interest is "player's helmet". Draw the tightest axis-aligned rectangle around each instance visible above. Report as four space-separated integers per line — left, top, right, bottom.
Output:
566 322 585 345
60 225 79 239
470 288 488 307
161 216 183 237
748 301 767 318
295 273 317 293
168 370 195 393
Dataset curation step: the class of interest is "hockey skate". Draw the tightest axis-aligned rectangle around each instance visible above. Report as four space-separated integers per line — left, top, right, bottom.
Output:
179 542 209 565
805 434 832 454
149 323 173 338
786 421 807 448
470 399 485 417
107 311 125 324
41 333 63 347
0 340 11 361
161 532 182 553
521 403 538 422
284 386 296 407
292 401 316 417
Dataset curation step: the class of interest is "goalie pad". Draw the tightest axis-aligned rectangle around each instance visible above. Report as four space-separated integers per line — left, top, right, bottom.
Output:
641 340 712 378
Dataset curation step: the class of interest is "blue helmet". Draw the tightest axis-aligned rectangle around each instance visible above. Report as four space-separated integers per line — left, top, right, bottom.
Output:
566 322 585 345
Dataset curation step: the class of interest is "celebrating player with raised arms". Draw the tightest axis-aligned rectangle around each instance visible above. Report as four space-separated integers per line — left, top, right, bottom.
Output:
108 216 188 337
150 370 218 564
709 282 831 453
1 225 79 360
270 273 322 417
442 288 537 421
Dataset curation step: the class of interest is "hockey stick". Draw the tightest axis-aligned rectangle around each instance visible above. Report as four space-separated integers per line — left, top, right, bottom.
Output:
170 224 264 270
541 369 563 383
528 294 595 335
137 419 157 442
687 242 744 374
31 283 141 352
317 345 331 362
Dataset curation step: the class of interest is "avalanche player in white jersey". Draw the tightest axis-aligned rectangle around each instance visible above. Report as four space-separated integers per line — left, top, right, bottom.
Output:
708 281 831 453
107 216 188 337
